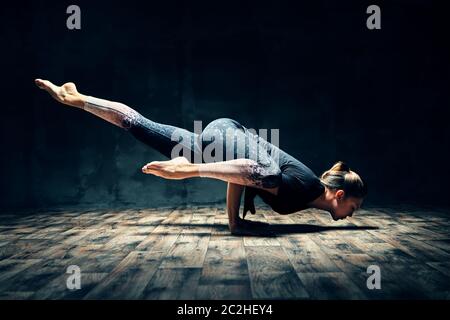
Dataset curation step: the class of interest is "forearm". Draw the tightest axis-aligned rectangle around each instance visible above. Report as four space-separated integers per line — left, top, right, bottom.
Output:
226 182 244 228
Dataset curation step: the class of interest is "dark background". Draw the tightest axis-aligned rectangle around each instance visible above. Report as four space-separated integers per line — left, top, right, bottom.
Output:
1 0 449 212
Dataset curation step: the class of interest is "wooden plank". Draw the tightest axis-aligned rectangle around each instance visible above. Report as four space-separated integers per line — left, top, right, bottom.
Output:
297 272 367 299
84 251 163 299
196 284 252 300
242 213 280 246
33 273 108 299
135 210 192 252
245 246 308 299
309 236 365 258
200 238 248 285
143 268 202 299
159 232 210 268
368 230 450 262
1 206 449 300
330 254 385 299
426 262 450 278
0 291 35 299
379 263 449 299
0 259 43 285
279 235 341 273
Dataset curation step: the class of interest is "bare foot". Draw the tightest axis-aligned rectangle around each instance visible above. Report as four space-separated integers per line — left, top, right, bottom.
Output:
142 156 194 179
35 78 85 108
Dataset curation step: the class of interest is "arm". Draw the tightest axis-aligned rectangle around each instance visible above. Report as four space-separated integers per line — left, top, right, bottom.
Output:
226 182 273 236
226 182 244 232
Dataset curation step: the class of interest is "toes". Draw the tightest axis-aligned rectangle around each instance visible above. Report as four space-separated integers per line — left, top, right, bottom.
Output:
35 79 46 89
35 79 58 93
142 162 162 173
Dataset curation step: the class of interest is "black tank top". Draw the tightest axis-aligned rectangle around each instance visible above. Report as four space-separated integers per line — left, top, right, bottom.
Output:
243 150 325 215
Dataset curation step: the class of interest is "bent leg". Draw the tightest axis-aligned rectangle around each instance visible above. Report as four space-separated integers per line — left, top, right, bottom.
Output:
144 116 282 190
198 118 282 188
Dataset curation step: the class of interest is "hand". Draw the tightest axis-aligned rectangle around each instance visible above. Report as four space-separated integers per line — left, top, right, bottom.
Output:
242 203 256 220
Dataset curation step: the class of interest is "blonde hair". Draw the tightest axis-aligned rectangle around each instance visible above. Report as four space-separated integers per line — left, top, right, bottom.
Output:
320 161 367 198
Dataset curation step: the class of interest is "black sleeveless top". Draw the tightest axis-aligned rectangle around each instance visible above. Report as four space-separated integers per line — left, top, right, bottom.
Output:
243 150 325 215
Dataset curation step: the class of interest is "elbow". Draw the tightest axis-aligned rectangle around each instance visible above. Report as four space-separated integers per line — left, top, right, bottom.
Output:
261 168 282 188
262 174 282 188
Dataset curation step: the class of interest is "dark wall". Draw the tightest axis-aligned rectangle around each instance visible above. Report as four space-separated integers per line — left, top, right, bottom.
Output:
1 0 449 212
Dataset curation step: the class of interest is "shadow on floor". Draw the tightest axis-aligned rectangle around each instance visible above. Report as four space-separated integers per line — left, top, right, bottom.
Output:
166 223 379 237
268 224 379 235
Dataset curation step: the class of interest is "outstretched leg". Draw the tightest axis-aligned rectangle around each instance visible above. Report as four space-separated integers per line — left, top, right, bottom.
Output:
35 79 200 159
35 79 135 127
35 79 281 191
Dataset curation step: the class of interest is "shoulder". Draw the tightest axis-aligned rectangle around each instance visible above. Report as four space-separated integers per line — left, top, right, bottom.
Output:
280 158 319 182
278 159 323 196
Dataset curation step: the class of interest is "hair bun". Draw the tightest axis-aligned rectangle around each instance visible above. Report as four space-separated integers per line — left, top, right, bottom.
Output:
330 161 350 172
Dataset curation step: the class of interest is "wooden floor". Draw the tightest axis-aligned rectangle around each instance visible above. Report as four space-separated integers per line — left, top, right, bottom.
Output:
0 205 449 299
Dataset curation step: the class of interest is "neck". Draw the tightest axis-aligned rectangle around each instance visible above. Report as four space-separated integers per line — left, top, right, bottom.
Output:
308 187 332 212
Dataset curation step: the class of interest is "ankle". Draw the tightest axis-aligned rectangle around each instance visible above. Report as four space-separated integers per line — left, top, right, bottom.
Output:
71 93 87 109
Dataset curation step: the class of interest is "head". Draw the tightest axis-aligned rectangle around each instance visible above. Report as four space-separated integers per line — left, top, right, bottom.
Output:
320 161 367 221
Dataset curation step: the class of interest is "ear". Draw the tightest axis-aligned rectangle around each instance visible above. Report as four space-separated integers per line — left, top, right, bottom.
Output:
335 189 345 200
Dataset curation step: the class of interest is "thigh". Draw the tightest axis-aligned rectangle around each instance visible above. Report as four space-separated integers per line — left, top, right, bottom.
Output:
128 115 201 160
200 118 281 170
199 118 245 161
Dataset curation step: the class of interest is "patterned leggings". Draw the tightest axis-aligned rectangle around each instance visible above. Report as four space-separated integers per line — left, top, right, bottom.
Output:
84 96 282 188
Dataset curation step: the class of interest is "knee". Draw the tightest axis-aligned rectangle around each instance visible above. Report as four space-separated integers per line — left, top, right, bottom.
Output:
201 118 242 138
247 160 282 188
121 109 142 130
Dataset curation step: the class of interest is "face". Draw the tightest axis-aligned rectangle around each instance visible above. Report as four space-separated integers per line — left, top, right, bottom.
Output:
329 190 363 221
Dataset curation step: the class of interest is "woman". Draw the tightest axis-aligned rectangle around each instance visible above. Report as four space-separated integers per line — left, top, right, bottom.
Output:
35 79 367 235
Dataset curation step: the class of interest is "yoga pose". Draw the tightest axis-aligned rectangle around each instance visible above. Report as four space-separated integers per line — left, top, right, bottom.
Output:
35 79 367 235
